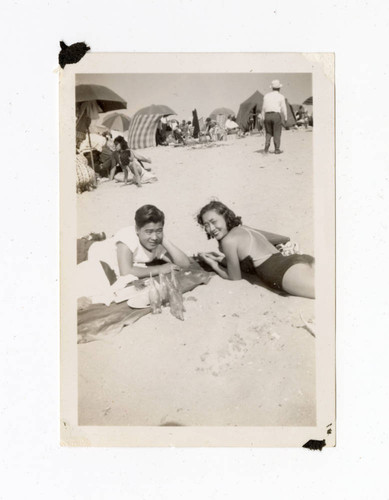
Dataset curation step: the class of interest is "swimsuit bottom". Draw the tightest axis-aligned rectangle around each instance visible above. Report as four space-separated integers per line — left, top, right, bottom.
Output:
240 253 314 292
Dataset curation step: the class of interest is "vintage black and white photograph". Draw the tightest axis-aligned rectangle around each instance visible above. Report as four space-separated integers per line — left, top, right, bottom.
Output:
60 53 335 446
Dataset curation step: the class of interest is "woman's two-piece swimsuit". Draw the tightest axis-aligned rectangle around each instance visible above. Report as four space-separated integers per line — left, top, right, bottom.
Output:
238 228 314 292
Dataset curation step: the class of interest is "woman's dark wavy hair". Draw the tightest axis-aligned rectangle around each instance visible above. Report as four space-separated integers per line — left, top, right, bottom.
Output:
135 205 165 229
114 135 129 150
197 201 242 239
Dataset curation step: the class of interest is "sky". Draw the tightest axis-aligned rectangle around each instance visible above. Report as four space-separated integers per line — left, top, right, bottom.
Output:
76 73 312 123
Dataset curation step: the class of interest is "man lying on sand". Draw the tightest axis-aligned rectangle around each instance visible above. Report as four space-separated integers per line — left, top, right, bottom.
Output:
196 201 315 299
79 204 191 299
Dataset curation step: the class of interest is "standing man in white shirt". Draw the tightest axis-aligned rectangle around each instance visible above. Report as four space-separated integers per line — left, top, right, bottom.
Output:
261 79 288 154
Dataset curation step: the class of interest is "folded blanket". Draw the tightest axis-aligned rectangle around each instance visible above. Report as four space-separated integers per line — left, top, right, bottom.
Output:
77 262 212 344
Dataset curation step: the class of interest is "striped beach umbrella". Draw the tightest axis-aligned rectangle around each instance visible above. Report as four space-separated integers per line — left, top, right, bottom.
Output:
102 112 131 131
209 107 235 119
133 104 176 117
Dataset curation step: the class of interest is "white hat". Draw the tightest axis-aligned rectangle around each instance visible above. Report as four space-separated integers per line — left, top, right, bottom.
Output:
271 79 282 89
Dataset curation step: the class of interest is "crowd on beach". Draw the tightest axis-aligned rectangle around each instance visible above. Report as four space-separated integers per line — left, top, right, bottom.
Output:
76 76 312 194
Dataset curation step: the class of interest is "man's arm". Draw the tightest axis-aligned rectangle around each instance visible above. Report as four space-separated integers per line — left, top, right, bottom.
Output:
281 95 288 122
261 95 268 120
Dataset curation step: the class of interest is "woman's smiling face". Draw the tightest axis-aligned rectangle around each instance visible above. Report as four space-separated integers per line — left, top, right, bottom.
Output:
201 210 228 240
136 222 164 250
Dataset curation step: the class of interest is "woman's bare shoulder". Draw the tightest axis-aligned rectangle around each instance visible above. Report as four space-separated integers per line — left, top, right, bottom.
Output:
221 227 243 247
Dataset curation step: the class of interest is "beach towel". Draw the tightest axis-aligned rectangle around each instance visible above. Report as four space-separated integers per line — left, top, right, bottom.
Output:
77 262 213 344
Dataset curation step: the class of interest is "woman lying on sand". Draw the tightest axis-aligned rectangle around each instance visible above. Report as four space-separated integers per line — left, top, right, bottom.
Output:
113 136 155 187
197 201 315 299
87 204 191 284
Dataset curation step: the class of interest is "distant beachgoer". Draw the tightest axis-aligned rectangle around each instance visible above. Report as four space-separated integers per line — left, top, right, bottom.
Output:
98 132 116 178
156 120 168 146
173 126 186 144
225 117 239 131
296 105 309 129
261 79 288 154
113 136 141 187
181 120 189 136
196 201 315 298
248 113 255 131
205 117 218 140
113 136 155 187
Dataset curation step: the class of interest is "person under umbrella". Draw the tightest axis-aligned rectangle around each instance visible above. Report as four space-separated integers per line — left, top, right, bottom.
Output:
76 84 127 171
97 132 117 179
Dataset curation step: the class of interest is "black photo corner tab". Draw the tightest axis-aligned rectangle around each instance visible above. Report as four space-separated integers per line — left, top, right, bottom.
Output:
303 439 326 451
59 41 90 69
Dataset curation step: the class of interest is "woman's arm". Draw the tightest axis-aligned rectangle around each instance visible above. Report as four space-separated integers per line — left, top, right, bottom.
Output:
199 253 230 279
245 225 290 246
199 238 241 280
221 238 242 280
117 242 179 278
162 236 191 269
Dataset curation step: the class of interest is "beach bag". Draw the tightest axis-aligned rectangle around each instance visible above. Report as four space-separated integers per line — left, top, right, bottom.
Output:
76 154 96 193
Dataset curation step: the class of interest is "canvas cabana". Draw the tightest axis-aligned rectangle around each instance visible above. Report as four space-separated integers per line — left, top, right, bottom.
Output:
128 114 164 149
284 99 297 129
128 104 176 149
236 90 264 131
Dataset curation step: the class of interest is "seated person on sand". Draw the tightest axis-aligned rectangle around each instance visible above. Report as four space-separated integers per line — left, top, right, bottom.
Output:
225 115 240 132
296 105 309 129
205 117 217 139
173 126 186 145
85 204 191 289
98 131 116 178
156 120 168 146
196 201 315 299
112 136 155 187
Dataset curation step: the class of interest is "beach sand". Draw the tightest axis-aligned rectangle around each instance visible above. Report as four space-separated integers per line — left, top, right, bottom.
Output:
77 129 316 426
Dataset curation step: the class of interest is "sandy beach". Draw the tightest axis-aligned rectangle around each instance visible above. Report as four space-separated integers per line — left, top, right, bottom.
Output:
77 129 316 426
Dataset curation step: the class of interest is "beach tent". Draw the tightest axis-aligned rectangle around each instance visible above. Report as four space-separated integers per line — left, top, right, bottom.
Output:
128 114 163 149
236 91 264 131
128 105 176 149
284 99 297 128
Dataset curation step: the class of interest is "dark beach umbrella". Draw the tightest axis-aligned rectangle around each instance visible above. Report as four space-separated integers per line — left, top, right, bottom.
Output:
75 84 127 171
303 96 313 106
209 107 235 118
133 104 176 117
102 112 131 131
76 84 127 112
192 109 200 138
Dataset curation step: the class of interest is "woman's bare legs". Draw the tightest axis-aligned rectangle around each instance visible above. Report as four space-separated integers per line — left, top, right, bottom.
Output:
122 166 129 184
282 263 315 299
130 160 143 187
